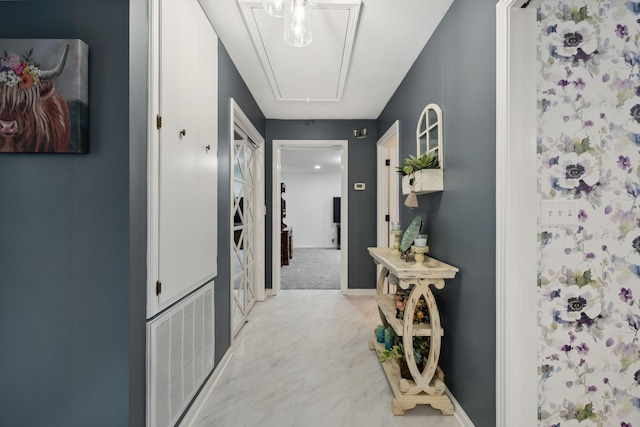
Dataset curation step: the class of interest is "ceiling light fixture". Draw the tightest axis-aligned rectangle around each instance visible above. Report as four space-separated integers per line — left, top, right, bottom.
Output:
284 0 313 47
263 0 315 48
315 165 321 169
263 0 291 18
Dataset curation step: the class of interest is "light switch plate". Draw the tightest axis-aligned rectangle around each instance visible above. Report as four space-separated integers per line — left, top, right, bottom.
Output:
541 200 578 227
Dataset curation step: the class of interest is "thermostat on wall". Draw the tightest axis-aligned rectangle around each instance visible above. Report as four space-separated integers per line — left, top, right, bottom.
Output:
354 183 366 191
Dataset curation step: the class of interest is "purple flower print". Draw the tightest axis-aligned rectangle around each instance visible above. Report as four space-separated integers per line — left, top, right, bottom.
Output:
618 155 632 170
620 288 633 302
621 422 632 427
631 104 640 123
568 296 588 313
566 163 586 180
617 24 629 38
572 78 586 90
558 79 570 87
565 66 573 77
576 342 590 355
578 210 588 221
564 32 583 48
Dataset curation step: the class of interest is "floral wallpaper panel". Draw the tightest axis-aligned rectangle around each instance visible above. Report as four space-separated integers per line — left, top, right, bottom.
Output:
538 1 640 425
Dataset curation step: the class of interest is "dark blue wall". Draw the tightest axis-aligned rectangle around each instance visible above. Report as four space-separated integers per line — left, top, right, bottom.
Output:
265 120 378 289
0 1 142 426
216 42 266 364
377 0 496 425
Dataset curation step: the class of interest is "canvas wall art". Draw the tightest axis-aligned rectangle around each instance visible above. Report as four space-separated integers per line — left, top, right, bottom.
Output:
0 39 89 153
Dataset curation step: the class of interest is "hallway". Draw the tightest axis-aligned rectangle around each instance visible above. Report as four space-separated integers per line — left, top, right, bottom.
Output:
190 290 462 427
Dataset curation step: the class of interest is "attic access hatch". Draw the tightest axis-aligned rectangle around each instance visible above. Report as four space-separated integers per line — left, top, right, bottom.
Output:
238 0 361 102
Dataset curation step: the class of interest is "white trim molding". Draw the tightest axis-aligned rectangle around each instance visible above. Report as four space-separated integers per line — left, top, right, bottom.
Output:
495 1 539 426
179 348 234 427
446 387 475 427
272 140 349 294
341 288 375 297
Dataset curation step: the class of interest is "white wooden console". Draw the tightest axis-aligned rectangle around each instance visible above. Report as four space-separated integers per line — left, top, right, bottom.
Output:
367 247 459 415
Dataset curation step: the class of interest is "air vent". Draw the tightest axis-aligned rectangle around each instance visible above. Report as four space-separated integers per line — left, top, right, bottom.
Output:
147 283 214 427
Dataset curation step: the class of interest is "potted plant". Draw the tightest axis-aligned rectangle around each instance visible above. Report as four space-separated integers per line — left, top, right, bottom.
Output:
396 150 439 177
377 337 431 380
398 150 443 195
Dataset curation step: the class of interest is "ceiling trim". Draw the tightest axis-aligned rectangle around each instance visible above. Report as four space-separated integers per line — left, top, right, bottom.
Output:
237 0 362 102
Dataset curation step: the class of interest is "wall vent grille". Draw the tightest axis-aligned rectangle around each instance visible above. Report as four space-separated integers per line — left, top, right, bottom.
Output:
147 283 214 427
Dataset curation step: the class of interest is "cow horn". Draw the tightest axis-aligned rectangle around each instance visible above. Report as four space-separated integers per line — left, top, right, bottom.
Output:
40 44 70 81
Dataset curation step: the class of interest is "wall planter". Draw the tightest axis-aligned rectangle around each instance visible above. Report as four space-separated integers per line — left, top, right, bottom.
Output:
400 103 444 196
402 168 443 195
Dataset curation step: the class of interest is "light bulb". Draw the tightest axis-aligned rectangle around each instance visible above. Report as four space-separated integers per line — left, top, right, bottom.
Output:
292 2 305 24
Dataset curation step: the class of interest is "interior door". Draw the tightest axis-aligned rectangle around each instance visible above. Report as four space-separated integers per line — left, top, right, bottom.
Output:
157 0 218 310
377 134 399 248
232 125 258 336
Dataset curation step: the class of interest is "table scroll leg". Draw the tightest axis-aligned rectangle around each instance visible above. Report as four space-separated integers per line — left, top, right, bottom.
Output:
392 398 417 415
402 280 446 396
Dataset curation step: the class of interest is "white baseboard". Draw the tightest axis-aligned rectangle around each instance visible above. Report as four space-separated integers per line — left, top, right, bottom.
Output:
446 387 475 427
294 245 339 249
342 288 376 296
179 348 233 427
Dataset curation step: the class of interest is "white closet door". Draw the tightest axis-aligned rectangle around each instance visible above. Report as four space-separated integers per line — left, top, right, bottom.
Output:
232 126 257 336
157 0 218 311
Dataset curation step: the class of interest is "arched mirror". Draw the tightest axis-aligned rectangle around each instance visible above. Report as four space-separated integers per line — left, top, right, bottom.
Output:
416 103 443 167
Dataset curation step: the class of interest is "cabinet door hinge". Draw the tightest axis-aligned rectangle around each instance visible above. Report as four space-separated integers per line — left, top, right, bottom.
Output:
385 214 390 222
156 280 162 295
385 159 390 166
156 115 162 129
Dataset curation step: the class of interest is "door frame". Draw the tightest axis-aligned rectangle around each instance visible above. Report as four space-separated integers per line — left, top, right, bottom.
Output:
496 1 539 426
271 140 349 294
230 99 265 340
376 120 400 249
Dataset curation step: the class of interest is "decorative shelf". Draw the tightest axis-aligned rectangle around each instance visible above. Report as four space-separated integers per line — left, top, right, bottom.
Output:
375 294 443 338
368 336 452 416
401 169 443 195
367 247 458 416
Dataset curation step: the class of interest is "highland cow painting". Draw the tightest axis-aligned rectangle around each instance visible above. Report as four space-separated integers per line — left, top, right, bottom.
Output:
0 39 89 153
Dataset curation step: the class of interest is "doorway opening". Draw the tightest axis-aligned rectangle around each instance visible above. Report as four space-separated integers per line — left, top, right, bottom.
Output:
272 140 348 294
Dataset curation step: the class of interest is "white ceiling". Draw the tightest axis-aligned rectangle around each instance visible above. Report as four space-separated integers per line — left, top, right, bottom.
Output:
281 148 343 173
199 0 453 120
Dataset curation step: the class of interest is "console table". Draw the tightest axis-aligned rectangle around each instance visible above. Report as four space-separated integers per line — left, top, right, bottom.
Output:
367 247 458 415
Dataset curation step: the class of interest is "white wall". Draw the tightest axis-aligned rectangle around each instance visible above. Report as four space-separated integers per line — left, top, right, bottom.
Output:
281 170 340 248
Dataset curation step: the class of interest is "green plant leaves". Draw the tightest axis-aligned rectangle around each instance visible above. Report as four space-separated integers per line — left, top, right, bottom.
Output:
396 150 440 176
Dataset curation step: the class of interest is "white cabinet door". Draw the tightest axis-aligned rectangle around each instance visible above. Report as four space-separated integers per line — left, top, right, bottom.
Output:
156 0 218 312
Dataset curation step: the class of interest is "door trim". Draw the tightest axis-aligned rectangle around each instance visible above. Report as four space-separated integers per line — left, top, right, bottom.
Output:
230 99 265 340
496 1 539 425
272 140 349 294
376 120 400 249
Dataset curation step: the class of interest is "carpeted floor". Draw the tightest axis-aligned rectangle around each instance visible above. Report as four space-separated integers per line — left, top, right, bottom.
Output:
281 248 342 289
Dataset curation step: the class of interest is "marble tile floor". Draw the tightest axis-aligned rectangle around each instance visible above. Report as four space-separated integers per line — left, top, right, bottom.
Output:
191 290 463 427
